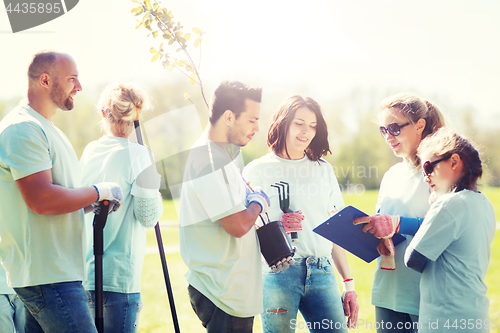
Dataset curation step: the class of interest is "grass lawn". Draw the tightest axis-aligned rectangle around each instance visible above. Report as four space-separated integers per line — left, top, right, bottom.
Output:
139 188 500 332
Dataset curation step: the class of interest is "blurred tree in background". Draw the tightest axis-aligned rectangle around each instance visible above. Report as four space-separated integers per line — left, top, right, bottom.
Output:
2 82 499 195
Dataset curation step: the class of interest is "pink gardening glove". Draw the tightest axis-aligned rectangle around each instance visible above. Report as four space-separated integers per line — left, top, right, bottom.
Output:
377 238 396 270
341 280 359 328
279 211 304 234
353 214 400 239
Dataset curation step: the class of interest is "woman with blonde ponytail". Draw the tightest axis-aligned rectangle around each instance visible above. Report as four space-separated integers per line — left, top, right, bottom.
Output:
353 93 446 333
79 83 163 333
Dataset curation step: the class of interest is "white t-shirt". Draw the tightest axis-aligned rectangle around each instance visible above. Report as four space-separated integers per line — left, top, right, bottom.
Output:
178 137 262 317
0 105 85 287
80 135 160 293
0 262 14 294
407 190 495 333
242 153 344 258
372 161 430 315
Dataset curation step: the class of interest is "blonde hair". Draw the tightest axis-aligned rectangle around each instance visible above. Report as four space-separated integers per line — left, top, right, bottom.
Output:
97 83 151 136
418 127 482 192
379 92 446 166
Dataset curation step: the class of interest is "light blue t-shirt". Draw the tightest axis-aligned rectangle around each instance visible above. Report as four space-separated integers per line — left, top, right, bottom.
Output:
80 135 160 293
178 137 263 318
0 105 85 288
407 190 495 333
242 153 345 258
372 161 430 315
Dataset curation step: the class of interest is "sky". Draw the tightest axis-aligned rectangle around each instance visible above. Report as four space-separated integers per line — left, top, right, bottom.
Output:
1 0 500 126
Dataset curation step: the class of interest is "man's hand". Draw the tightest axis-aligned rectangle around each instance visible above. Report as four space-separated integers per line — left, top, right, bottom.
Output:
93 182 123 213
279 211 303 234
353 214 400 238
246 186 270 214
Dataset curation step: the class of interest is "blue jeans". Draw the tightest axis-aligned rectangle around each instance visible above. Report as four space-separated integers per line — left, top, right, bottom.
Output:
375 307 419 333
14 281 97 333
87 291 143 333
261 256 347 333
0 293 25 333
188 285 254 333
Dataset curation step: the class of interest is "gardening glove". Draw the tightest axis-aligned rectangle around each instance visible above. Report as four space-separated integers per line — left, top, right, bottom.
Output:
246 186 271 214
377 238 396 270
353 214 400 239
341 279 359 328
93 182 124 213
279 210 304 234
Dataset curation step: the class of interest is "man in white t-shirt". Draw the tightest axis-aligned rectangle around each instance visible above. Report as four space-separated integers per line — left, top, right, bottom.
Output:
0 51 123 333
179 81 269 332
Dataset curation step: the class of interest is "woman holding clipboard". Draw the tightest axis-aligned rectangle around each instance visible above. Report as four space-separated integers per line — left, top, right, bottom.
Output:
354 93 446 333
243 95 358 332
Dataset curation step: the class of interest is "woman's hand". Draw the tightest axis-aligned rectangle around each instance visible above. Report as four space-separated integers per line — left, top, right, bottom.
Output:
279 210 304 234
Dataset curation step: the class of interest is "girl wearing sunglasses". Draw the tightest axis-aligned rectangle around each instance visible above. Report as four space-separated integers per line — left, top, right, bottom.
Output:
405 128 495 332
243 96 359 332
354 93 446 332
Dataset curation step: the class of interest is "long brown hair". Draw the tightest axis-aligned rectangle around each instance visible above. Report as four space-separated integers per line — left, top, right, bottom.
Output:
268 95 330 161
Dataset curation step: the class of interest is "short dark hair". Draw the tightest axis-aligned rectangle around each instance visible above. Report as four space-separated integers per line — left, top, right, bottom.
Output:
209 81 262 125
27 51 59 82
268 95 331 161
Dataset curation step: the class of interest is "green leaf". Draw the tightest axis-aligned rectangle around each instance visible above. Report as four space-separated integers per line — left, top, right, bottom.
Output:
151 53 161 62
184 33 191 41
135 22 144 29
189 74 197 85
192 27 202 35
150 47 157 53
131 6 142 13
145 0 152 10
194 38 201 47
152 31 158 38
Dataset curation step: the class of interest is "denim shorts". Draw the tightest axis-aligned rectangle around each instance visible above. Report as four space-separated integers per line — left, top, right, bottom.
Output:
87 290 143 333
0 293 25 333
14 281 97 333
261 256 348 333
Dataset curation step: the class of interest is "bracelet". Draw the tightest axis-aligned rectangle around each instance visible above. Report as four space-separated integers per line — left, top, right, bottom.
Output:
93 185 100 201
343 278 353 282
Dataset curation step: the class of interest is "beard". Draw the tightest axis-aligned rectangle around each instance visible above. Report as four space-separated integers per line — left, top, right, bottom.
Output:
50 80 74 111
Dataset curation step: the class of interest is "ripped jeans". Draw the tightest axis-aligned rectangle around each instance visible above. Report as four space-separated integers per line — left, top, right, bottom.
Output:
261 257 347 333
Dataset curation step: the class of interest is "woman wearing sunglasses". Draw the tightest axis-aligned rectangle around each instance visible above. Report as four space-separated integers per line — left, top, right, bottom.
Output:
354 93 446 332
405 128 495 333
243 96 359 332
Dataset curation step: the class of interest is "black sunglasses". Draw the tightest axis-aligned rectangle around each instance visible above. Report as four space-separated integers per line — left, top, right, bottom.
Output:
422 156 451 177
379 122 411 138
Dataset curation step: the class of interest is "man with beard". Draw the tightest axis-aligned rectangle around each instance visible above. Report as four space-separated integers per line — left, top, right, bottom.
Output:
178 81 269 332
0 51 123 333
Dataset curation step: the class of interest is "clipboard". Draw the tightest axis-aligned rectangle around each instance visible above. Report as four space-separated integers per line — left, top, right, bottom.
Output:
313 205 406 263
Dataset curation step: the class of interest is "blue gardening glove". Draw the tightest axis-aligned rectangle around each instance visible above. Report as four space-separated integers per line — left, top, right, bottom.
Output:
246 186 270 214
93 182 123 213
